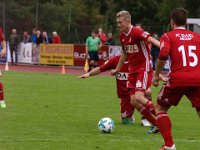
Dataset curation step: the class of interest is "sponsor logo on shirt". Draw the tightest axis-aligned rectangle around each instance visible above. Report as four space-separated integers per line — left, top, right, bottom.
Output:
142 32 150 38
116 72 128 80
176 33 193 40
123 44 139 53
136 80 142 88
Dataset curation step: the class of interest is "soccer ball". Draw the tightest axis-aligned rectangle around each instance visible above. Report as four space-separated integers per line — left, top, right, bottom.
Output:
98 117 115 133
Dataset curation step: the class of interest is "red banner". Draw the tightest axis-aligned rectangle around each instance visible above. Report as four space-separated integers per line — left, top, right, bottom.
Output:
73 45 109 67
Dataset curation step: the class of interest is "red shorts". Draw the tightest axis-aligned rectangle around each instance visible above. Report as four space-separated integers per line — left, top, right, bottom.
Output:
157 85 200 108
128 71 153 95
120 94 134 118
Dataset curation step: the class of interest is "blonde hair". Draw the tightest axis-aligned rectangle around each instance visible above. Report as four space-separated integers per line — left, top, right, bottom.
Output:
116 10 131 21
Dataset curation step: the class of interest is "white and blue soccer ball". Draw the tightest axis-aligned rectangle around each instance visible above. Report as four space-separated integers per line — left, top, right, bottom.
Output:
98 117 115 133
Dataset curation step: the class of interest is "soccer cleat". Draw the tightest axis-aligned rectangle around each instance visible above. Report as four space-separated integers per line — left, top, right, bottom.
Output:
122 118 134 125
141 119 151 127
160 144 176 150
0 101 6 109
147 126 159 134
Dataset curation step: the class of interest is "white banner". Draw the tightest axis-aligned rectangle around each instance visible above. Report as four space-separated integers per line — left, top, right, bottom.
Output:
108 45 122 58
7 42 32 64
18 42 32 63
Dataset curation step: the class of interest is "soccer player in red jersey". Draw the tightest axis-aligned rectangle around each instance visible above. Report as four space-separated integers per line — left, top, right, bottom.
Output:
0 27 7 108
110 10 160 133
79 55 157 125
79 55 135 124
153 8 200 150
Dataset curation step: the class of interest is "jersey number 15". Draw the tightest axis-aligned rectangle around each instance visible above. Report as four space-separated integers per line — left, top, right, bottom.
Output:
178 45 198 67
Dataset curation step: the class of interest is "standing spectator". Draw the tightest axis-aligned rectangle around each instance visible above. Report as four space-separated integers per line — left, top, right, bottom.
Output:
42 31 52 44
0 26 7 108
97 28 106 45
153 8 200 150
36 30 43 45
150 33 160 70
52 31 61 44
86 30 101 71
31 28 37 44
8 28 20 65
105 32 115 45
22 31 32 43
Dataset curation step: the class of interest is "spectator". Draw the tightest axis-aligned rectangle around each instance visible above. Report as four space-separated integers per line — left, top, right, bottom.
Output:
22 31 32 43
86 30 101 71
97 27 106 45
31 28 37 44
8 28 20 65
36 30 43 45
150 33 160 70
42 31 52 44
52 31 61 44
105 32 115 45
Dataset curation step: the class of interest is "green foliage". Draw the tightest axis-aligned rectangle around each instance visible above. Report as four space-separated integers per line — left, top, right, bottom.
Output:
1 0 200 43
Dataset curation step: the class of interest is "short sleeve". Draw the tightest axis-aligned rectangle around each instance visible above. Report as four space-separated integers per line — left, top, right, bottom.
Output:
134 27 151 41
100 57 117 72
159 33 170 60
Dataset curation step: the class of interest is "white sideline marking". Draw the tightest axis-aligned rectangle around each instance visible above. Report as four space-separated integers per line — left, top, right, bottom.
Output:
0 138 199 143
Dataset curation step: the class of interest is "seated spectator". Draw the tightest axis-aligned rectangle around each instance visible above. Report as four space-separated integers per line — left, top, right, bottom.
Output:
105 32 115 45
42 31 52 44
97 28 106 45
23 31 32 43
52 31 61 44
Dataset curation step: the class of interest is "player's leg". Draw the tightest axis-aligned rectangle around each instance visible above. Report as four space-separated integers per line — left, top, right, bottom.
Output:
196 108 200 118
93 51 99 68
120 95 135 124
141 88 152 126
135 71 156 115
185 86 200 118
130 94 157 127
0 82 6 108
156 85 183 150
88 51 95 71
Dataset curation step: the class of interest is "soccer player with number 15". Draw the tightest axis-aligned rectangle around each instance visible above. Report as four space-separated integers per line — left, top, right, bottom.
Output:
153 8 200 150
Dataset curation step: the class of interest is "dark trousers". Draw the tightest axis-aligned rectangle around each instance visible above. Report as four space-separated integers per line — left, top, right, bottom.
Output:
10 48 18 64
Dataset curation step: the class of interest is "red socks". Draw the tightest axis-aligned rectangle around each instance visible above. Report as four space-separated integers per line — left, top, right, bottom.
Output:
138 106 157 126
157 112 174 147
0 82 4 101
145 100 156 115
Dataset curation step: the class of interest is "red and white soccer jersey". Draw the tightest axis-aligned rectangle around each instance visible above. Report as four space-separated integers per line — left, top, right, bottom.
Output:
120 26 153 73
100 56 129 98
120 26 153 92
159 27 200 87
100 56 134 118
157 27 200 108
0 27 4 42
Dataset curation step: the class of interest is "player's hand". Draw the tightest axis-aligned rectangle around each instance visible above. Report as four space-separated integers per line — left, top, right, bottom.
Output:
159 74 168 83
109 69 117 76
0 49 6 57
152 75 159 87
78 73 90 79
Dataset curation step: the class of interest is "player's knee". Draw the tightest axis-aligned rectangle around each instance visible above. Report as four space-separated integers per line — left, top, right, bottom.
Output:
155 103 169 114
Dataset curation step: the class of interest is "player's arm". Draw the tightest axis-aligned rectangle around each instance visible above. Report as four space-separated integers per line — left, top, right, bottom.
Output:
153 34 170 87
109 51 127 76
147 36 160 48
0 40 6 57
79 58 115 78
78 67 101 78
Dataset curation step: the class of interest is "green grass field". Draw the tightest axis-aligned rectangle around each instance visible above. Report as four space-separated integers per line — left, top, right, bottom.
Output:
0 71 199 150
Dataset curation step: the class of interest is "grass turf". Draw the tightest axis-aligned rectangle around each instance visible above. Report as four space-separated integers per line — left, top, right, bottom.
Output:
0 71 199 150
